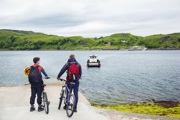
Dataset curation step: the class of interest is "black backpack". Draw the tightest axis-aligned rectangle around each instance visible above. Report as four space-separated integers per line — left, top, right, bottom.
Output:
28 66 42 84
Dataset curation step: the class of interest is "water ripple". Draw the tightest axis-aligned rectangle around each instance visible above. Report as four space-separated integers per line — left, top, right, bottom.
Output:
0 50 180 104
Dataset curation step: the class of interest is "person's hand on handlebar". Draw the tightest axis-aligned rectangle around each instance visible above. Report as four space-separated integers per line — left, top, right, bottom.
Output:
45 76 50 79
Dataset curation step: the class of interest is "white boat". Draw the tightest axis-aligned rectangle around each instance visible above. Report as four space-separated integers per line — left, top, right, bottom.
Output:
87 55 101 67
128 46 147 51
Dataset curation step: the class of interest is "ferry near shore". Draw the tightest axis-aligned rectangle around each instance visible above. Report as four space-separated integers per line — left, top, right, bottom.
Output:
87 55 101 67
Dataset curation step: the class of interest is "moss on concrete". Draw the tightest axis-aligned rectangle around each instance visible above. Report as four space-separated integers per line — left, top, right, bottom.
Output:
93 102 180 118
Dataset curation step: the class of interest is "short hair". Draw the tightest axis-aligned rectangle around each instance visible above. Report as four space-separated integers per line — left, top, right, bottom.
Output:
69 54 75 59
33 57 40 63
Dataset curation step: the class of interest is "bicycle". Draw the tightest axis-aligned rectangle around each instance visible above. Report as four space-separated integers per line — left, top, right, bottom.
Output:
58 79 76 117
42 84 50 114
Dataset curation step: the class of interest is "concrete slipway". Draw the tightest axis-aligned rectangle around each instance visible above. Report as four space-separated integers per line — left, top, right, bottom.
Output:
0 80 108 120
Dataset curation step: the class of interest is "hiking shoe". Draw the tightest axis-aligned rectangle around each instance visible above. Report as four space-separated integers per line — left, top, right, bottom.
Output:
38 105 44 112
73 108 77 112
63 105 67 110
30 106 35 112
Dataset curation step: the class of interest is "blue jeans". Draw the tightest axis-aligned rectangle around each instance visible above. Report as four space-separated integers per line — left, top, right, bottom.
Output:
67 80 79 108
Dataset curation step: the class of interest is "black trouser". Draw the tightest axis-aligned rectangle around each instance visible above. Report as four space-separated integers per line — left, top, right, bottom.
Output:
30 84 43 105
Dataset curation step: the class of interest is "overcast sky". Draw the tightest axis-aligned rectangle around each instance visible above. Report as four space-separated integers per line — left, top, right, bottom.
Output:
0 0 180 37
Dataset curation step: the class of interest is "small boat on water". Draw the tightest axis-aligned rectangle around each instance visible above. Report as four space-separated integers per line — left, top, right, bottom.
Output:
128 46 147 51
87 55 101 67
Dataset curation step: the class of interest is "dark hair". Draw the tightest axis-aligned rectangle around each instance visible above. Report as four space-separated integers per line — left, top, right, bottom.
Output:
33 57 40 63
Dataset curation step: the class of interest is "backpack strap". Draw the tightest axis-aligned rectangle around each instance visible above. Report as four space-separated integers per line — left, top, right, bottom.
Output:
30 66 33 69
31 65 39 68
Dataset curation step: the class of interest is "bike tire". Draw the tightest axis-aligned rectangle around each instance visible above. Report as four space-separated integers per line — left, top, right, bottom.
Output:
66 94 75 117
58 89 64 110
43 92 49 114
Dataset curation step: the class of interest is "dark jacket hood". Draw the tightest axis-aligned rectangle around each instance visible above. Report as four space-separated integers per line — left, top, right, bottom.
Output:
67 58 76 63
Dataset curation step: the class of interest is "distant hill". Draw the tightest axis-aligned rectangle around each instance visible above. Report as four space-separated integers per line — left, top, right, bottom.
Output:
0 29 180 50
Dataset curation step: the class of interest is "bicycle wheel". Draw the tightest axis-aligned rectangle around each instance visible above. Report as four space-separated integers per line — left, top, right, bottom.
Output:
58 89 64 110
43 92 49 114
66 94 75 117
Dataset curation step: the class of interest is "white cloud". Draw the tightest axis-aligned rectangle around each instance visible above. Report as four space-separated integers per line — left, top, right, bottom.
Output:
0 0 180 37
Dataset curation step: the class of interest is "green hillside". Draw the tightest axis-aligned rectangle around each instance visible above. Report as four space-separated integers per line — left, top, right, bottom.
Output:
0 29 180 50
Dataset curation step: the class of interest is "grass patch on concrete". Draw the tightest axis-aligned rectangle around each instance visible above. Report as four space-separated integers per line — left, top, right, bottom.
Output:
92 102 180 118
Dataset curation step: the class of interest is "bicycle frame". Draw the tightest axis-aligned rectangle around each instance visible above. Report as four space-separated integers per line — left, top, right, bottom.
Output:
63 81 75 106
41 84 50 114
58 79 76 117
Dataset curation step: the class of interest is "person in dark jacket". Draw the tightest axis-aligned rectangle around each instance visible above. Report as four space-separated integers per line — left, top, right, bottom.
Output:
57 54 82 112
30 57 49 112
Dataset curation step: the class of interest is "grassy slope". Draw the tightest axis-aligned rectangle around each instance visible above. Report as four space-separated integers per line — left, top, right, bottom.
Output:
0 29 180 50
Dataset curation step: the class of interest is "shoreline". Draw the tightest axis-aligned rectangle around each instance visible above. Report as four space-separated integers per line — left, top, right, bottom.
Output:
93 101 180 119
0 49 180 51
93 107 180 120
